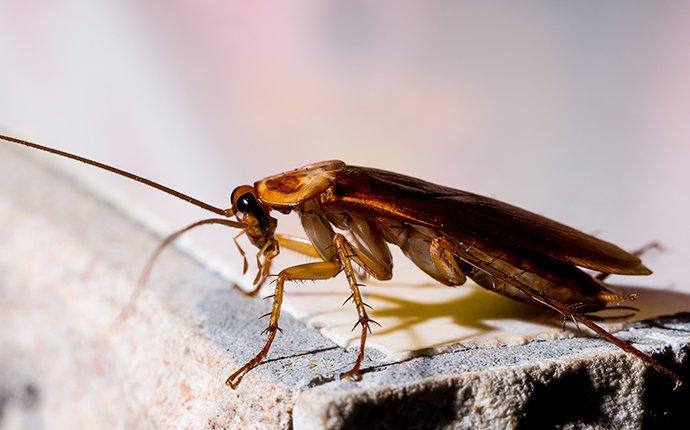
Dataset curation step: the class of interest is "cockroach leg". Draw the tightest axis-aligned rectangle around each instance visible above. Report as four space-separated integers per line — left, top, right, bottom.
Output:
511 270 526 280
232 231 249 275
232 240 280 297
274 233 322 259
251 241 280 290
599 292 637 303
595 273 611 281
438 237 684 389
226 270 285 388
239 234 322 297
333 234 378 381
430 238 467 285
574 313 683 390
226 261 342 389
629 241 664 257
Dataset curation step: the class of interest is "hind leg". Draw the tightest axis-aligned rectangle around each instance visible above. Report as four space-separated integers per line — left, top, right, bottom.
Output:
435 236 683 389
333 234 380 381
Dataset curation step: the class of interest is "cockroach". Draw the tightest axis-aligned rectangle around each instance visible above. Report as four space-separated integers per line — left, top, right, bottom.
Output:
1 133 683 389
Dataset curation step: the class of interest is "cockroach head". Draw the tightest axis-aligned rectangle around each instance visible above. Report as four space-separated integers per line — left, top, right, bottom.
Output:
229 185 277 248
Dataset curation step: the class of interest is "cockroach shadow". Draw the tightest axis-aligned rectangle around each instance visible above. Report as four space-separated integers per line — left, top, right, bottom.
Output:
359 282 690 351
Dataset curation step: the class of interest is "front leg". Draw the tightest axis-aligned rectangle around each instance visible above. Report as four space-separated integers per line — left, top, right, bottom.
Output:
236 233 323 297
250 240 280 292
234 239 280 297
226 260 343 388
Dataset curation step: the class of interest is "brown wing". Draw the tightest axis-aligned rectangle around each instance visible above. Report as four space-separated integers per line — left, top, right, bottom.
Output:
323 165 650 275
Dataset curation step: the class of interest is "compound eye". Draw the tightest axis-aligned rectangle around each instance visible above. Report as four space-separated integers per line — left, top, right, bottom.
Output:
235 193 256 213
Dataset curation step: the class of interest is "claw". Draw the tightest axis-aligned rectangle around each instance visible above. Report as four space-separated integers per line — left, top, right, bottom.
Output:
232 283 261 297
226 368 247 389
340 369 362 382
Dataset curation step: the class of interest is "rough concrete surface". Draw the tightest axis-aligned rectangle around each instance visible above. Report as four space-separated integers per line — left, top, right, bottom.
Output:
1 147 690 430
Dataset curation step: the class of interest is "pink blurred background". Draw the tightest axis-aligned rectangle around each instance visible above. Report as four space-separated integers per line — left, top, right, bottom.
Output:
1 2 689 288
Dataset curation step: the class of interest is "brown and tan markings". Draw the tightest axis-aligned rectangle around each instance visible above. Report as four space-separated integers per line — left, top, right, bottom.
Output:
0 133 682 390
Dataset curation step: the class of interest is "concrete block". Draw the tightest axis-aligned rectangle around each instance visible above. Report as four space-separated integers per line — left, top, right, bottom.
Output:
1 147 689 429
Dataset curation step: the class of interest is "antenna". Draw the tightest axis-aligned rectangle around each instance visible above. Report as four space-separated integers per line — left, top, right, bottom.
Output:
1 133 230 216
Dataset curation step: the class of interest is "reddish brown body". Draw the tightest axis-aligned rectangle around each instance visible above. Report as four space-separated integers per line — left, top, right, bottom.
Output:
0 134 682 390
314 165 645 311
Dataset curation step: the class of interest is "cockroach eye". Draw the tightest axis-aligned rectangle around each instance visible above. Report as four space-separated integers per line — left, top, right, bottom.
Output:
235 193 255 213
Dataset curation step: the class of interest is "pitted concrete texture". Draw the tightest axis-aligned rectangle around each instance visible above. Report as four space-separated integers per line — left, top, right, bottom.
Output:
1 146 689 429
293 317 690 429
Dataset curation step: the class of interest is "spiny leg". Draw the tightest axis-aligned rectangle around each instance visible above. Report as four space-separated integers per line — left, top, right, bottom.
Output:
225 261 342 388
630 241 664 257
436 237 683 389
236 240 280 297
233 231 249 275
252 242 280 288
229 231 256 296
573 313 682 389
240 234 323 296
333 234 379 381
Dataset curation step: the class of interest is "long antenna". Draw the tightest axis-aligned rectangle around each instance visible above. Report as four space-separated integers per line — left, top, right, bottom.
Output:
1 133 229 216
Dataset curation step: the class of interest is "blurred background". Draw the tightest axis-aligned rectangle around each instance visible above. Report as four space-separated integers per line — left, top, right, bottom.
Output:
1 2 689 301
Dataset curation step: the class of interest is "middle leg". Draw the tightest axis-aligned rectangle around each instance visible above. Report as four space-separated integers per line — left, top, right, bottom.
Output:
333 234 379 381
